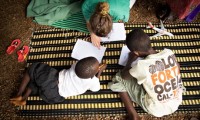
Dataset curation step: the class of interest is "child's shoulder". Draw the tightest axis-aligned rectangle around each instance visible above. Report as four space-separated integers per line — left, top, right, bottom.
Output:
162 48 174 54
153 48 175 57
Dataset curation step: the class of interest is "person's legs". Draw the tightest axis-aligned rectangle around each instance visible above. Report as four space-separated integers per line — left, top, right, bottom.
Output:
119 92 140 120
10 88 32 106
109 72 147 119
16 71 30 96
10 71 30 101
21 87 32 101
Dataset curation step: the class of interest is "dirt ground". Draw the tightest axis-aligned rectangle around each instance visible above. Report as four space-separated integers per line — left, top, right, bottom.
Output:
0 0 199 120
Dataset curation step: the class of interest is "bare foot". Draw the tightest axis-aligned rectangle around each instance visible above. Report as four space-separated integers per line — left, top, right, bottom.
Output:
10 96 23 101
10 100 26 106
128 116 141 120
128 113 141 120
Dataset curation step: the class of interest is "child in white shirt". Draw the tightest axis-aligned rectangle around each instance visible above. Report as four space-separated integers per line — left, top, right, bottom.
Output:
10 57 107 106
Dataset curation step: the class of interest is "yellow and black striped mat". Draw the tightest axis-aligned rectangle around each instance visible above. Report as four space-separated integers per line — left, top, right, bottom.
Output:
19 23 200 117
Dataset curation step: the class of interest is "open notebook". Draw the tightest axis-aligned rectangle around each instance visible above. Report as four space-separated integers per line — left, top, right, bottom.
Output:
119 46 143 66
71 39 106 63
101 23 126 42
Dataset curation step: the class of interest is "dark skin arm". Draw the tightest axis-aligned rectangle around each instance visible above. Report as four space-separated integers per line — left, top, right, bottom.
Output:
121 48 157 80
121 52 138 80
119 92 140 120
120 52 142 119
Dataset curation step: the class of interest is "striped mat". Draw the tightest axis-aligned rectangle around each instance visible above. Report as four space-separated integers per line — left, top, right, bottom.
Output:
19 23 200 117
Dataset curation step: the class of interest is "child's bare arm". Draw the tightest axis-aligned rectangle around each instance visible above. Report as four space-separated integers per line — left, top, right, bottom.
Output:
121 66 132 80
121 52 138 80
119 92 140 120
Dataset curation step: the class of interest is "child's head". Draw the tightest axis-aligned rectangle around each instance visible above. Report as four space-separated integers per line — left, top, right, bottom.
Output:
75 57 99 79
89 2 113 37
126 29 152 56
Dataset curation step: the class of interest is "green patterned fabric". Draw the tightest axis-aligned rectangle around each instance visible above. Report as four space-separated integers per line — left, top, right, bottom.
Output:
51 11 89 33
27 0 82 25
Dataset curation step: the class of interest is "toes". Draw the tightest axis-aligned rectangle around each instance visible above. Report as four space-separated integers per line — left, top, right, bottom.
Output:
10 96 22 101
10 100 26 106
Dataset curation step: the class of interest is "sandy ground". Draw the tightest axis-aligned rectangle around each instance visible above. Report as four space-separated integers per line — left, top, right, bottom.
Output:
0 0 199 119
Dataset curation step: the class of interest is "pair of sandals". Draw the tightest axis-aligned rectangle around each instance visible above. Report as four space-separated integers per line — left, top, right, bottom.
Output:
6 39 30 62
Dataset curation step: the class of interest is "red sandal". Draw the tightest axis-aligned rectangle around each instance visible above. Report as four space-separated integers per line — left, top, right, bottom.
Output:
17 46 30 62
6 39 21 54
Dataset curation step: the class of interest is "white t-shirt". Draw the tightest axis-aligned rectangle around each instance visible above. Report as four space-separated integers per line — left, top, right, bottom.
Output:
58 63 100 98
129 49 185 117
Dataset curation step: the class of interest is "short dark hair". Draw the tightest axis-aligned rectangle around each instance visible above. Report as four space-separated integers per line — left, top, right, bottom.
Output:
126 29 151 52
75 57 99 79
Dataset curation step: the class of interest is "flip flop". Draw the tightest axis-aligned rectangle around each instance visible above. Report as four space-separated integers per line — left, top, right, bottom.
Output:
17 46 30 62
6 39 21 54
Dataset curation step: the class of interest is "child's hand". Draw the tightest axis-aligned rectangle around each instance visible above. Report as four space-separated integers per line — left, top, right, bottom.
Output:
96 64 107 78
98 64 107 72
91 33 101 49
